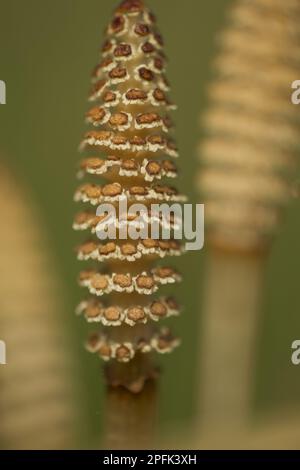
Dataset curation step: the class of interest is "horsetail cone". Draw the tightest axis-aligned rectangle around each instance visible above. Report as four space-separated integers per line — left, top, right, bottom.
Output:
74 0 184 393
198 0 300 254
0 165 76 449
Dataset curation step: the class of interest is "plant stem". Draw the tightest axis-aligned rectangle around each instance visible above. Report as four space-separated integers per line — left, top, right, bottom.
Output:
104 379 157 449
198 249 266 432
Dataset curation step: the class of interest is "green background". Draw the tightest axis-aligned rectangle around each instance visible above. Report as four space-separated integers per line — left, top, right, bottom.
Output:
1 0 300 445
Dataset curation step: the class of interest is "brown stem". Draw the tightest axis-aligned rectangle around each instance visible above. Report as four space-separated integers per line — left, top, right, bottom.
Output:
104 379 157 449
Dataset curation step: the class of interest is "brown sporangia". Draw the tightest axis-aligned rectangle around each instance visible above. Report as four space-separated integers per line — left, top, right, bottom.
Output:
152 57 164 73
109 15 126 35
78 268 181 296
134 23 150 37
86 327 180 362
109 112 130 129
86 106 108 125
113 43 132 58
76 239 184 262
81 129 178 156
102 39 114 54
116 0 144 15
141 42 156 54
136 112 161 129
103 90 119 105
74 0 184 392
138 66 154 82
74 182 185 204
76 296 180 326
154 32 164 47
99 57 115 72
125 88 147 102
109 66 128 82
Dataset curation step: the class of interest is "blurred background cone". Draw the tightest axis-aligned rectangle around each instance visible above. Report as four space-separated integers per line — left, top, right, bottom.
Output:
197 0 300 434
0 164 78 449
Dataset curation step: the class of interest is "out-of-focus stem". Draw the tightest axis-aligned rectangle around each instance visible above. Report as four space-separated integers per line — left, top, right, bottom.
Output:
104 379 157 449
198 250 266 431
196 0 300 436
